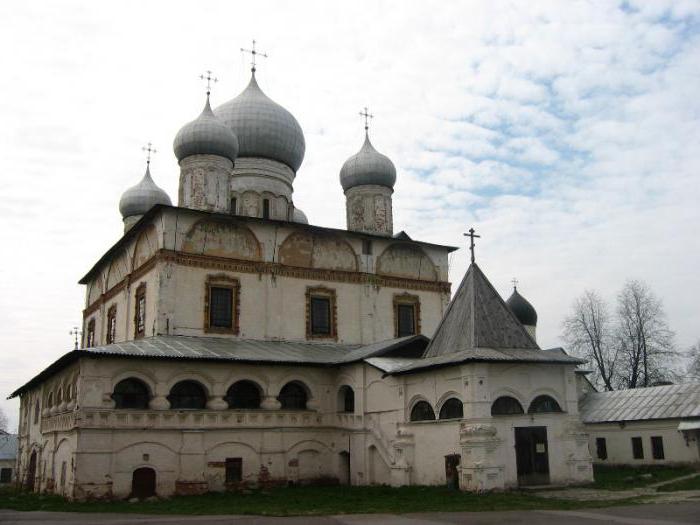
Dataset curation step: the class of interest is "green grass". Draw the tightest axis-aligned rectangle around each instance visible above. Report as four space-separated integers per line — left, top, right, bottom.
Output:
657 474 700 492
592 464 696 491
0 485 642 516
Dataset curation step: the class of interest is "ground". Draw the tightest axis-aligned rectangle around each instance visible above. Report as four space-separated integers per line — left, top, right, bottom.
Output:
1 503 700 524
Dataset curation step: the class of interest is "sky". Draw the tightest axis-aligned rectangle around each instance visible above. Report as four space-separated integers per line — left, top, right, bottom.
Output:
1 0 699 430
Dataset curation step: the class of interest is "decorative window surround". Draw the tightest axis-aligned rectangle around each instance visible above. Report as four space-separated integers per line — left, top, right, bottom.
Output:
305 286 338 340
203 274 240 335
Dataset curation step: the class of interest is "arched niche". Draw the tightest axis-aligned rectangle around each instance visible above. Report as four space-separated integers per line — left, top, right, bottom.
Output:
278 231 358 271
181 220 262 261
106 251 130 291
376 244 437 281
132 224 158 271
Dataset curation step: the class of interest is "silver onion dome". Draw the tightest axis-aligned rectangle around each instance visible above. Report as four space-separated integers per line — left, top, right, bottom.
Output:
340 132 396 191
292 207 308 224
119 164 172 218
173 95 239 163
214 73 305 172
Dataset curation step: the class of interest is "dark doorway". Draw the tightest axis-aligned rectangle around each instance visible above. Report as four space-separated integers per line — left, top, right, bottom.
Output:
25 451 37 491
445 454 460 489
131 467 156 499
515 426 550 486
339 451 350 485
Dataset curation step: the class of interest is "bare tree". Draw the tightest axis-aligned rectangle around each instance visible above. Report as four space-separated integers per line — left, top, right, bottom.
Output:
616 280 675 388
0 407 7 432
687 340 700 381
563 290 618 391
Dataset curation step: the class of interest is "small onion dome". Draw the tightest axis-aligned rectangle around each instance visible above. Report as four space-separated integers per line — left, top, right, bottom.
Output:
506 287 538 326
214 73 305 172
173 95 239 163
119 164 172 219
292 207 308 224
340 132 396 192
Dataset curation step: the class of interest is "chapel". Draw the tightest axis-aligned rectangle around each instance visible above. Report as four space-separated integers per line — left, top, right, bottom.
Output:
9 56 593 500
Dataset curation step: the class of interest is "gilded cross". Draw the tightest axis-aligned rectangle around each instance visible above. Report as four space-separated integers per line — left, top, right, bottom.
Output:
463 228 481 264
240 39 268 73
69 326 82 350
359 107 374 131
142 142 157 165
200 70 218 95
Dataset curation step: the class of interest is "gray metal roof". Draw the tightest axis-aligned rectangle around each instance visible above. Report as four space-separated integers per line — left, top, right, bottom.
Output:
579 383 700 423
340 132 396 191
118 165 172 219
424 263 539 358
8 335 426 398
367 346 583 375
214 73 305 172
0 432 18 461
173 96 239 162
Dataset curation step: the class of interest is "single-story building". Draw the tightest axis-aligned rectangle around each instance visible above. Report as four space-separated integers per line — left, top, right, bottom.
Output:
579 383 700 465
0 430 18 484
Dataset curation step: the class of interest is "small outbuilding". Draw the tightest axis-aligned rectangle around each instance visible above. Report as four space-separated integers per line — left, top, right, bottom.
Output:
580 383 700 465
0 430 18 484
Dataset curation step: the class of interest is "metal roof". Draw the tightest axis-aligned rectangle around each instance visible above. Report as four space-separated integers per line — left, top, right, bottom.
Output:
579 383 700 424
8 335 427 398
340 132 396 191
424 263 539 358
173 95 239 163
118 165 172 219
0 433 18 461
367 346 584 375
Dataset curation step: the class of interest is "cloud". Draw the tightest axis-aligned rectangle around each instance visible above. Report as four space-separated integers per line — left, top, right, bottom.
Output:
1 0 699 429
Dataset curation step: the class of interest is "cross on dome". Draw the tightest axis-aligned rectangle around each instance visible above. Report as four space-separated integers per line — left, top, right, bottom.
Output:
142 142 157 165
463 228 481 264
240 39 268 73
359 106 374 131
200 70 218 96
511 277 519 290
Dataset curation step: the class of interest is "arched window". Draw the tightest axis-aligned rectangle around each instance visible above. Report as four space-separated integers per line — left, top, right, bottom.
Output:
491 396 525 416
338 386 354 413
47 392 54 408
410 401 435 422
33 400 40 424
439 398 463 420
168 380 207 409
528 395 563 414
225 380 262 409
112 378 150 409
278 381 308 410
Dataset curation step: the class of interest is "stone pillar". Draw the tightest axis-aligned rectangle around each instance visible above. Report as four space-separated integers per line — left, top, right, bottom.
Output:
175 431 208 495
345 185 393 236
459 422 504 491
178 154 233 213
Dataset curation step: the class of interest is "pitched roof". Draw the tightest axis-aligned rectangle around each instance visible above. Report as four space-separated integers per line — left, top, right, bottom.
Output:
8 335 428 398
423 263 539 358
579 383 700 423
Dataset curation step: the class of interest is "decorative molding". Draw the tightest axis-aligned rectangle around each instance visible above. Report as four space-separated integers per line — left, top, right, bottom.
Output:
203 274 240 335
393 293 421 338
305 286 338 341
83 249 451 317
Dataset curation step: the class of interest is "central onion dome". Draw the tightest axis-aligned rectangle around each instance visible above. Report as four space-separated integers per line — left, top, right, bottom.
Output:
119 164 172 219
214 73 305 172
340 132 397 191
506 287 538 327
173 95 239 162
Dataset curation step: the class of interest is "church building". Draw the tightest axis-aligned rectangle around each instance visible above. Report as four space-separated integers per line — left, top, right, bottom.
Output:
9 57 593 500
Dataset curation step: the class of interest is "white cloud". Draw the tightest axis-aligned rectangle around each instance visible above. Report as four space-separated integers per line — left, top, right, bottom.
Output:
1 0 699 429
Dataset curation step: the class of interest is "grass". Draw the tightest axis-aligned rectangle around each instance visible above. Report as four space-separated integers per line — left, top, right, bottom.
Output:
656 474 700 492
0 485 642 516
591 464 696 491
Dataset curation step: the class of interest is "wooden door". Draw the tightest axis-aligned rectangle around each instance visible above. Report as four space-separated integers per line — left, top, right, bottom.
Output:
515 426 550 486
25 451 37 491
132 467 156 499
444 454 460 489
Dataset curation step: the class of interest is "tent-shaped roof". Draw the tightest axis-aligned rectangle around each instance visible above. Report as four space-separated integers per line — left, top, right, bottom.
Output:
424 263 539 358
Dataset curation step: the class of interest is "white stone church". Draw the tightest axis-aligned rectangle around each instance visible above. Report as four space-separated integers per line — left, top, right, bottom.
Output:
10 62 593 500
